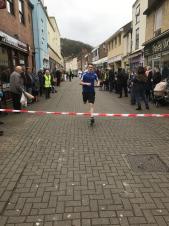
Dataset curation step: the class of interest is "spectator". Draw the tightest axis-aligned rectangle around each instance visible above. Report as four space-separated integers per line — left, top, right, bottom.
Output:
10 66 24 110
133 66 149 110
153 67 161 87
43 70 52 99
38 69 44 96
108 67 114 92
162 62 169 80
32 71 40 102
145 66 153 101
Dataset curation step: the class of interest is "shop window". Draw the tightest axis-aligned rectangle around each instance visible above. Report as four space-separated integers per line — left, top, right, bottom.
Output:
7 0 14 15
0 47 10 83
154 6 162 35
135 28 139 50
19 0 25 24
135 4 140 24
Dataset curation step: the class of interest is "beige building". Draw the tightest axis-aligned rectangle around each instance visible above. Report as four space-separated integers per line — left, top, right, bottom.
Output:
65 57 78 74
107 22 131 71
129 0 148 71
47 17 63 71
144 0 169 72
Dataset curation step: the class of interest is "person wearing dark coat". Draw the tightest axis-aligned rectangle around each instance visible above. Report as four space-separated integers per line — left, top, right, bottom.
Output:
145 66 153 101
133 66 149 110
108 68 114 92
55 69 62 86
153 67 161 87
38 70 44 96
162 63 169 80
117 68 128 98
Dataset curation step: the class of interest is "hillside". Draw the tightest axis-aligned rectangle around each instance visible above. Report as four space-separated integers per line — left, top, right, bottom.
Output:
61 38 93 58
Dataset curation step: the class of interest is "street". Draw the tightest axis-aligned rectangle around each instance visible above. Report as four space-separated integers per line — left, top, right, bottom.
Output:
1 78 169 226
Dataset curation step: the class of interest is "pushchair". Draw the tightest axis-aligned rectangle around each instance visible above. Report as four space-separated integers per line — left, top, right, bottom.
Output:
153 80 169 107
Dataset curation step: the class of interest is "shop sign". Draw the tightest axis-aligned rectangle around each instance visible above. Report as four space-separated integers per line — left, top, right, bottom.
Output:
145 37 169 56
0 31 28 52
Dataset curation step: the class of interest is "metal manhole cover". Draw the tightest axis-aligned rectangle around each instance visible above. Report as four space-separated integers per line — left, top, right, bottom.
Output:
126 154 169 172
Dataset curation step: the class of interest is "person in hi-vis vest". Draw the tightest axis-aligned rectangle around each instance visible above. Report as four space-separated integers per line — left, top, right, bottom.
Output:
44 70 52 99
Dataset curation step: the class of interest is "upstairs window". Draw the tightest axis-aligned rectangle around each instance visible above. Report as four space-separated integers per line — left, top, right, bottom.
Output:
119 35 121 45
154 6 162 33
135 28 139 50
19 0 25 24
7 0 14 15
135 4 140 24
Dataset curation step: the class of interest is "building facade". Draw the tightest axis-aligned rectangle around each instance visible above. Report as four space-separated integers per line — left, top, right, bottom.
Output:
92 42 108 68
144 0 169 71
122 22 132 70
129 0 148 71
65 57 78 75
48 17 63 71
0 0 35 99
107 22 131 71
31 0 49 71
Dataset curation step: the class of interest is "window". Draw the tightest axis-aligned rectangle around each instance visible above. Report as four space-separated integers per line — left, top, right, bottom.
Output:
154 6 162 32
135 28 139 50
7 0 14 15
111 41 114 49
115 38 117 47
119 35 121 45
19 0 25 24
135 4 140 24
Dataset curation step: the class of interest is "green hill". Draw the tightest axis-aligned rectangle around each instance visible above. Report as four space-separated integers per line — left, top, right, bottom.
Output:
61 38 93 58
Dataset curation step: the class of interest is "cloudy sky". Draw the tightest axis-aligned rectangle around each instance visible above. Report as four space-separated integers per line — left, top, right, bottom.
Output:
44 0 135 47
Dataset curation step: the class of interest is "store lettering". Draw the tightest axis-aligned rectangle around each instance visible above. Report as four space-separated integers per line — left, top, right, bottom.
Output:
153 38 169 54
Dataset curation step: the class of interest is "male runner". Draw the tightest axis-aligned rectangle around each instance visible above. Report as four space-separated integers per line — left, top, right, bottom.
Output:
80 63 100 125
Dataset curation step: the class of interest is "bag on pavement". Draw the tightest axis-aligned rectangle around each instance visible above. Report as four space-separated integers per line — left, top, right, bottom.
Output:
20 92 27 107
24 91 34 100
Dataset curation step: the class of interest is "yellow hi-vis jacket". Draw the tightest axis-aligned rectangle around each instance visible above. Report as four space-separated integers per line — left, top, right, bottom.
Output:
44 74 52 88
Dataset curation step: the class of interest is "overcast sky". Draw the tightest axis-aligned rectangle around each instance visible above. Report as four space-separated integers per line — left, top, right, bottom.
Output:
44 0 135 47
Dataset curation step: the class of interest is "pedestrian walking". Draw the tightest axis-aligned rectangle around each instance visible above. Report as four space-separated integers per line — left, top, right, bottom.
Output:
44 70 52 99
10 66 24 110
80 63 100 125
133 66 149 110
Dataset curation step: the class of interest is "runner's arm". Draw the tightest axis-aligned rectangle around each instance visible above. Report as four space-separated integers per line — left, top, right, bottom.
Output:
80 81 91 86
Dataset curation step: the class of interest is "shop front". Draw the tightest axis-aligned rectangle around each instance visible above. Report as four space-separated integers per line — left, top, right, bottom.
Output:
144 30 169 71
108 55 122 71
129 50 144 72
0 30 28 101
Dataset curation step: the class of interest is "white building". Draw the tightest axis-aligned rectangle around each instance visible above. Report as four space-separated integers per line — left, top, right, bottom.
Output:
129 0 148 71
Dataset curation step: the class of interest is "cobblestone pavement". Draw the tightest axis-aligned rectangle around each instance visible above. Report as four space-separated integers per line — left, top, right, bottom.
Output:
1 78 169 226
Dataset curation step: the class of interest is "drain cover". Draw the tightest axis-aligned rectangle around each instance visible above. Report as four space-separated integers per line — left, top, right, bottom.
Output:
127 154 169 172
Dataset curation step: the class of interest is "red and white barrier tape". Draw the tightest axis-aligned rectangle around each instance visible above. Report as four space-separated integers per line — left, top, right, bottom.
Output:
0 109 169 118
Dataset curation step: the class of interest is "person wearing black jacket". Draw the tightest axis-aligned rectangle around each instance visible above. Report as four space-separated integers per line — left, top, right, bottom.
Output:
108 68 114 92
117 68 128 98
153 67 161 87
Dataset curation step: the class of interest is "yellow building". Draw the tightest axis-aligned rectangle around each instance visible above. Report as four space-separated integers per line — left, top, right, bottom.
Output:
144 0 169 70
47 17 63 70
106 22 131 71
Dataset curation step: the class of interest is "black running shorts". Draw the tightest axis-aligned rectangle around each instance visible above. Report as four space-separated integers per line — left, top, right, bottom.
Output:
82 92 95 104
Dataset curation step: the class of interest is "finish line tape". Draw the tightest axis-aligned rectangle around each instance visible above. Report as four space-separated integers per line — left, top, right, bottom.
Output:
0 109 169 118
